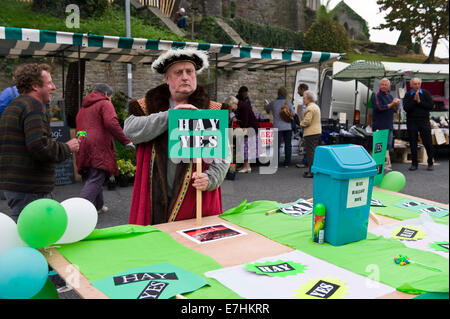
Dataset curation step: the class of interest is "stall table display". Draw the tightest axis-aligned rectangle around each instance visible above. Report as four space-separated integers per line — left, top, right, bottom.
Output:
42 188 448 299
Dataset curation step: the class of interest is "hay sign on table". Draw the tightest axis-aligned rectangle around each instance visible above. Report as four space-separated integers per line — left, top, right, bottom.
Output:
168 109 229 225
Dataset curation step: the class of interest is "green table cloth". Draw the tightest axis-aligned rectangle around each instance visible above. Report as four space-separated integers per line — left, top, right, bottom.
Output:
57 224 241 299
221 199 449 295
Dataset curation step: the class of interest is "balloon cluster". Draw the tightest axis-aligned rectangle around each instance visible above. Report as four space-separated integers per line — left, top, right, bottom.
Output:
393 254 410 266
76 130 87 141
0 197 98 299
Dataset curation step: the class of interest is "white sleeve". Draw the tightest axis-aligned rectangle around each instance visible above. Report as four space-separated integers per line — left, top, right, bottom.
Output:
123 111 169 144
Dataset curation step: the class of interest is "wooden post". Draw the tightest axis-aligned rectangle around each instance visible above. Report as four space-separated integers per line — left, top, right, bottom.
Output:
369 210 382 225
196 158 202 226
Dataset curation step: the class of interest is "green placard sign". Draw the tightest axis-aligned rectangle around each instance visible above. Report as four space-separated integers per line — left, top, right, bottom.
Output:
168 109 229 159
372 129 389 186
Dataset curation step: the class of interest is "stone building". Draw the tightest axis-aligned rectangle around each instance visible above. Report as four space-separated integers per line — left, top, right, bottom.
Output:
174 0 320 32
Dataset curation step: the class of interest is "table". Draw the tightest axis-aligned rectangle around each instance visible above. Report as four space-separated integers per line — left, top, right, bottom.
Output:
42 189 448 299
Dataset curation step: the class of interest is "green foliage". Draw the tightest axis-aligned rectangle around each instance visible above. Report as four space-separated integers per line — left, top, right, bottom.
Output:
197 16 233 45
31 0 109 19
303 17 349 53
0 0 187 41
117 159 136 178
224 17 302 49
196 16 302 49
115 139 136 166
111 91 128 127
376 0 449 62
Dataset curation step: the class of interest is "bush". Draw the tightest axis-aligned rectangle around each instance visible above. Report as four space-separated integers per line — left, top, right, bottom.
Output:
117 159 135 178
111 91 128 127
303 18 349 53
196 16 302 49
31 0 109 18
224 17 302 49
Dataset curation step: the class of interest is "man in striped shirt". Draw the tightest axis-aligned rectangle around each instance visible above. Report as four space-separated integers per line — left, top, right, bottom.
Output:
0 63 80 222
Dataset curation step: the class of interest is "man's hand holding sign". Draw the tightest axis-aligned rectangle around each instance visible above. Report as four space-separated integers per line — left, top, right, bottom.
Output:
169 109 229 225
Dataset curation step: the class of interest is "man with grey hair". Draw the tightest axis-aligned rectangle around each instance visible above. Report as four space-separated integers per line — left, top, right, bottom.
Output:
300 90 321 178
76 83 134 213
403 77 434 171
124 49 228 225
372 77 400 171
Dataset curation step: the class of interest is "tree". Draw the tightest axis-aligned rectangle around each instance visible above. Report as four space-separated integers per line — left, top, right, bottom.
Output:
376 0 449 63
303 4 349 53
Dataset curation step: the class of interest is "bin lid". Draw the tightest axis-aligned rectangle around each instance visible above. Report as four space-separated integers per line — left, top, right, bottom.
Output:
311 144 377 179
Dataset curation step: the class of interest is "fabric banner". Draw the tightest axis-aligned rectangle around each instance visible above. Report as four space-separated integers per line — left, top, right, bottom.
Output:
205 250 395 299
221 200 449 294
372 129 389 186
56 224 240 299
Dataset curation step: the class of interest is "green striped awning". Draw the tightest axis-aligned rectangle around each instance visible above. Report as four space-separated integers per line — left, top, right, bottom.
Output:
333 60 449 82
0 26 344 71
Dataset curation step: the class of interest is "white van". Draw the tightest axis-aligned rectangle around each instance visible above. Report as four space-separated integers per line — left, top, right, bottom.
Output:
293 61 370 126
293 61 449 127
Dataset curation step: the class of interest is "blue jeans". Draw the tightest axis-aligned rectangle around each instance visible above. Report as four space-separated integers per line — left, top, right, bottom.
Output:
278 130 292 166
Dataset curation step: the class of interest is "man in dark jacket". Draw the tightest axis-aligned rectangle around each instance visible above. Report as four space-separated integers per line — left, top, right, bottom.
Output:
0 63 80 222
372 78 400 171
76 84 133 213
403 77 434 171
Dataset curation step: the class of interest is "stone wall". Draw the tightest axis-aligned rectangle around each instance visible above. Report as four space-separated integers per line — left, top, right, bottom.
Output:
177 0 306 32
0 59 297 121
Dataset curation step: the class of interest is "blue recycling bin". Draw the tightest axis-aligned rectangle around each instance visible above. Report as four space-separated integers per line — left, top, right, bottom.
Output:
311 144 377 246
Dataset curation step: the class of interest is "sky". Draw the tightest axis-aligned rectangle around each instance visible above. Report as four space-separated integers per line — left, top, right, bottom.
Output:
325 0 449 59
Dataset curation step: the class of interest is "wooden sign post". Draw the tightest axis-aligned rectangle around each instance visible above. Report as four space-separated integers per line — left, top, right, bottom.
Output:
168 109 229 226
196 157 202 225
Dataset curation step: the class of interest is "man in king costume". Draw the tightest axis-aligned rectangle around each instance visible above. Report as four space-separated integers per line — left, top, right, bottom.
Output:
124 49 229 225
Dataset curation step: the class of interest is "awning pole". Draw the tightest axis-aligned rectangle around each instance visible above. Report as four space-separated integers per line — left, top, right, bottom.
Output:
125 0 133 101
77 45 81 111
365 78 371 125
317 63 321 97
353 80 358 125
215 53 218 101
61 51 65 99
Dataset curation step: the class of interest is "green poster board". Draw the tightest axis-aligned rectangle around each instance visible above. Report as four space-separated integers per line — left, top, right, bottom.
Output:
372 129 389 186
91 262 209 299
168 109 229 159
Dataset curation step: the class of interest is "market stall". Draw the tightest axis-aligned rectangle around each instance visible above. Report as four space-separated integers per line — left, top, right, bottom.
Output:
0 25 344 182
331 60 449 163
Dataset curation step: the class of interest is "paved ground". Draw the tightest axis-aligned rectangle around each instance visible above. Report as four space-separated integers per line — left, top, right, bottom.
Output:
1 147 448 299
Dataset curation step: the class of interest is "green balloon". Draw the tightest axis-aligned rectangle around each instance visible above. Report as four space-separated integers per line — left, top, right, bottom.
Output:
31 278 59 299
379 171 406 192
17 199 67 248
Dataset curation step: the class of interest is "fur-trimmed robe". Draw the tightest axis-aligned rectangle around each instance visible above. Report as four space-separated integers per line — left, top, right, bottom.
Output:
127 84 223 225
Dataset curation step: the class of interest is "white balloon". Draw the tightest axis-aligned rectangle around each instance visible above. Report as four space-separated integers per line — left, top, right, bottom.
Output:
56 198 98 244
0 212 26 255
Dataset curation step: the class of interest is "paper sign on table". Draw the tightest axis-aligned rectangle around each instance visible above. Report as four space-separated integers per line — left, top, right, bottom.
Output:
91 262 208 299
